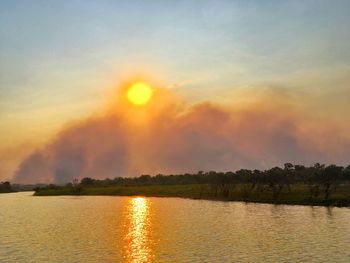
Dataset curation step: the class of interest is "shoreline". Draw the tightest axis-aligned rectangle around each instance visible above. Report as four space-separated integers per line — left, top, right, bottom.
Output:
33 184 350 208
34 192 350 208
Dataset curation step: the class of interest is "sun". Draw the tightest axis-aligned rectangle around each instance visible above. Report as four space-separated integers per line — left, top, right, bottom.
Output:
126 82 153 106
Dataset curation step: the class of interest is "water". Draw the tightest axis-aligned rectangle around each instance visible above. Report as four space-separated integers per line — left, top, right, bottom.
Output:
0 192 349 262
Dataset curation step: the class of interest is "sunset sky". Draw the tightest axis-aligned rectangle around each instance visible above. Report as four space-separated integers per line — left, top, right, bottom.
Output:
1 0 350 183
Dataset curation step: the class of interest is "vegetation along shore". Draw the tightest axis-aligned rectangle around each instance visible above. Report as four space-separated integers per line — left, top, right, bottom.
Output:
0 182 14 193
34 163 350 207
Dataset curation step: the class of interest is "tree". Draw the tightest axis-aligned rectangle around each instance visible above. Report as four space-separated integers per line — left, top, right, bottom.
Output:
266 167 285 200
80 177 95 186
0 181 13 193
322 165 343 200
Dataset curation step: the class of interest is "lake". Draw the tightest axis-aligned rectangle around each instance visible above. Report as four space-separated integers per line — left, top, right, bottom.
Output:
0 192 349 262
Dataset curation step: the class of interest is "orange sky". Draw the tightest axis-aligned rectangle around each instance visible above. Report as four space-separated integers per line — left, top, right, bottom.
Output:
1 1 350 183
10 79 350 184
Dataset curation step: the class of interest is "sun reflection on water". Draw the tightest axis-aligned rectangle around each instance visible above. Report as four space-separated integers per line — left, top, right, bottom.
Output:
123 197 153 263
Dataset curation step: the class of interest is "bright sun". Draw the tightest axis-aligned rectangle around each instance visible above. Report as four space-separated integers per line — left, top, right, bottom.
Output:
126 82 153 106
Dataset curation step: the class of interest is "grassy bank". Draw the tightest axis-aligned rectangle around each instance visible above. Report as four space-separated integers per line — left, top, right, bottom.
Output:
34 183 350 207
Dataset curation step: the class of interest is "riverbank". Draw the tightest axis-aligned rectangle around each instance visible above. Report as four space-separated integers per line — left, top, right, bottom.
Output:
0 189 16 194
34 184 350 207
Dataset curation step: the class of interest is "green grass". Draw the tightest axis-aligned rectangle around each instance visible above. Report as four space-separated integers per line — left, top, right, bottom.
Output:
34 184 350 207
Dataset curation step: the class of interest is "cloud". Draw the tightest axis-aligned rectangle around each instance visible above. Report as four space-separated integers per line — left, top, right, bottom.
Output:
13 85 350 184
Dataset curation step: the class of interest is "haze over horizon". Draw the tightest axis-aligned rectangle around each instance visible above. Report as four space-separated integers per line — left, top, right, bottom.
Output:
1 0 350 183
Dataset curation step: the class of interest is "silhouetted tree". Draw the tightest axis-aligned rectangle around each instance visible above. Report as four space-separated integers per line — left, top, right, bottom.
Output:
323 165 343 199
80 177 95 186
0 181 13 193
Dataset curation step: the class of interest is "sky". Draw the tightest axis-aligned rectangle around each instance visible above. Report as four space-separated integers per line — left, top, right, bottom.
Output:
1 0 350 183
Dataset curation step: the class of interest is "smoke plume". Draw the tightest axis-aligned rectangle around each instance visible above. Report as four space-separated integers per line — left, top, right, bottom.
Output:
14 85 350 184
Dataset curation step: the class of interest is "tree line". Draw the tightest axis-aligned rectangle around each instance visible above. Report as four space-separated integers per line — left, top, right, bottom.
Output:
0 181 13 193
73 163 350 200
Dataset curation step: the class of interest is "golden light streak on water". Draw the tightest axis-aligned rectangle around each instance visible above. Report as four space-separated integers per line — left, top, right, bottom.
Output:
123 197 153 263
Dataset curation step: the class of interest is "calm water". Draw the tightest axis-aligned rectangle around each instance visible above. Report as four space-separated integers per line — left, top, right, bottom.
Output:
0 192 349 262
